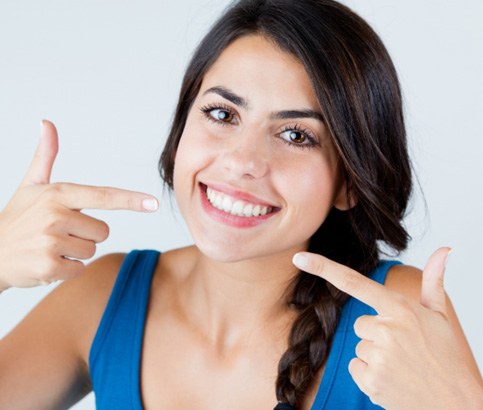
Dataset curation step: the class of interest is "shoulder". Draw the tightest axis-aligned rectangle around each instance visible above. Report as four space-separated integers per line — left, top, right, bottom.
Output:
384 263 422 302
37 252 129 360
0 252 129 407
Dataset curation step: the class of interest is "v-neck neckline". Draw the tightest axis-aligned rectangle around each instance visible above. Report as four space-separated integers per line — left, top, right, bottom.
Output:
131 275 354 410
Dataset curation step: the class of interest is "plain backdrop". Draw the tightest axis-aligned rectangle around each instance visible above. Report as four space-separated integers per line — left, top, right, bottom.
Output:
0 1 481 408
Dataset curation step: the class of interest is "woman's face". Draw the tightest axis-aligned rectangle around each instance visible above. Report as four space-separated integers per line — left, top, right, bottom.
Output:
173 35 348 262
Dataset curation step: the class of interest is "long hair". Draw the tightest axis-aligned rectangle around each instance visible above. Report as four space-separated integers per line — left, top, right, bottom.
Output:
159 0 412 407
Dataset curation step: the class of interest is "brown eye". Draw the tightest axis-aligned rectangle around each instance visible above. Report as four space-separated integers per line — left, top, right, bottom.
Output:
210 108 235 123
277 126 318 149
287 130 306 144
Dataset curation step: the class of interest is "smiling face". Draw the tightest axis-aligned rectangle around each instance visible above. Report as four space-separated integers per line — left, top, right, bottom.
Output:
173 35 348 263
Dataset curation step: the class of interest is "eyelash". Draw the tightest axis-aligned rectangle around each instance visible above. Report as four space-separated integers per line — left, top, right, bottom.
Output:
199 104 319 149
200 103 236 127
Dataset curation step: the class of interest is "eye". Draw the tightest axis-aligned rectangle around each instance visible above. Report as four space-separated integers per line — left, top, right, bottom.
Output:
278 125 318 148
283 130 307 144
200 104 237 125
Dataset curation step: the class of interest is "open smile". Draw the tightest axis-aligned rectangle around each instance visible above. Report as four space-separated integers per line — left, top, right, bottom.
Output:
199 183 280 227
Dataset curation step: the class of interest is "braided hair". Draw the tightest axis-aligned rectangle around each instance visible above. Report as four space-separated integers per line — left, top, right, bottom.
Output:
159 1 412 407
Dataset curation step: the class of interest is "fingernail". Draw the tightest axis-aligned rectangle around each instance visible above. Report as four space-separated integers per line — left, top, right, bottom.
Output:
293 253 308 269
444 248 453 268
142 198 158 212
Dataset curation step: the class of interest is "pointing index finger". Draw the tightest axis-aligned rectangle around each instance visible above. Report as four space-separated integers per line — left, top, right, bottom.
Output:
54 183 159 212
293 252 397 314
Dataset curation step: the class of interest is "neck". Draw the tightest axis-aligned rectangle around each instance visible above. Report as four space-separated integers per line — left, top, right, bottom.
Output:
180 246 303 350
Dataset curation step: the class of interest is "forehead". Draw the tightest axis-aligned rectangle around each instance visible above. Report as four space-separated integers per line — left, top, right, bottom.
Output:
200 35 319 109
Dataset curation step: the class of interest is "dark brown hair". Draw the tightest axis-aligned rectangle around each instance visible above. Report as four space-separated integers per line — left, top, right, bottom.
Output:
159 0 412 407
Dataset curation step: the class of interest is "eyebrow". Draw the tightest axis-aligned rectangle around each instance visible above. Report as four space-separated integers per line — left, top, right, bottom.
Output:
203 86 324 122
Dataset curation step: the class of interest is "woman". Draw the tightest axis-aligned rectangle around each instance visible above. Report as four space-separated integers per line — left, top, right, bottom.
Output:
0 0 481 409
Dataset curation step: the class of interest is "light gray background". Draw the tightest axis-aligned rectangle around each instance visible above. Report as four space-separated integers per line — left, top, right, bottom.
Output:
0 1 481 408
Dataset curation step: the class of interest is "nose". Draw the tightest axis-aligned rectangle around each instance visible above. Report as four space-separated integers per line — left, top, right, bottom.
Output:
220 132 269 179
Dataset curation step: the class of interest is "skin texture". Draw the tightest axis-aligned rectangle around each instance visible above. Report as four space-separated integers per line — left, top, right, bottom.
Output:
0 36 481 409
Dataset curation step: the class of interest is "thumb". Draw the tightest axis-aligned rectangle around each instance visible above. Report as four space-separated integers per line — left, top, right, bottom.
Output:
21 119 59 186
420 247 452 314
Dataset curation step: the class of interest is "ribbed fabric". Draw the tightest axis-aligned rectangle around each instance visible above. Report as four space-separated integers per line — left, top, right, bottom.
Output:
89 250 399 409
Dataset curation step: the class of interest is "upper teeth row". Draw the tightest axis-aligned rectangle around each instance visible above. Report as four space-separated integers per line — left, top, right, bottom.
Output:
206 187 272 217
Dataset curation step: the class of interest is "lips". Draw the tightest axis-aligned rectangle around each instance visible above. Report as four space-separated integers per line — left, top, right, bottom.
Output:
199 183 279 227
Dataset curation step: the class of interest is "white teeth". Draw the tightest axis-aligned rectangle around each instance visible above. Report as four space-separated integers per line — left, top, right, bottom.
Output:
205 187 273 218
242 204 253 217
231 200 245 215
221 196 232 212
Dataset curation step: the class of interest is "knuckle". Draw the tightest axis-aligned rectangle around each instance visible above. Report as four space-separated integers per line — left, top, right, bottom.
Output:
42 210 63 233
311 258 325 274
42 235 61 251
98 221 110 242
353 316 366 334
43 183 63 199
371 349 389 368
94 189 111 207
340 269 359 293
375 320 394 343
38 258 58 281
86 241 97 258
355 340 364 357
125 196 138 211
364 370 383 397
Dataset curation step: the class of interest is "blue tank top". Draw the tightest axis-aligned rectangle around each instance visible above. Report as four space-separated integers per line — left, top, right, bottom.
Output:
89 250 400 409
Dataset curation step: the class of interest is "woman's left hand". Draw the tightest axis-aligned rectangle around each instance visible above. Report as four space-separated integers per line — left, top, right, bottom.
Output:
292 248 483 410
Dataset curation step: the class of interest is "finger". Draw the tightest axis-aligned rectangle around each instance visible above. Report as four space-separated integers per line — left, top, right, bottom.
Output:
35 257 86 285
293 252 397 314
51 258 85 282
21 119 59 187
57 236 97 260
355 339 374 363
60 212 110 243
348 357 367 389
420 247 451 314
353 315 379 341
52 183 159 212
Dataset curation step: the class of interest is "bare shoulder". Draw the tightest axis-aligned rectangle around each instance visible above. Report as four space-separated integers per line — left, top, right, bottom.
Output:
0 253 127 408
50 253 128 357
6 253 128 361
384 263 422 301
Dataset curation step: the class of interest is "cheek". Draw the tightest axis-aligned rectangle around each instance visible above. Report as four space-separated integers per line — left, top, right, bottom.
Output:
274 158 340 227
173 122 209 186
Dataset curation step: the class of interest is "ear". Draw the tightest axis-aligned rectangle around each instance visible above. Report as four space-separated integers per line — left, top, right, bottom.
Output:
333 180 357 211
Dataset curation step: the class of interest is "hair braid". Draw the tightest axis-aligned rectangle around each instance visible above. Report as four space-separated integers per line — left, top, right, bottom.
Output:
158 1 413 408
275 273 345 407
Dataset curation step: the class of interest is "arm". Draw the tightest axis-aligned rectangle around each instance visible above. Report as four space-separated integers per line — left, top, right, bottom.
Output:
0 120 157 407
0 253 125 409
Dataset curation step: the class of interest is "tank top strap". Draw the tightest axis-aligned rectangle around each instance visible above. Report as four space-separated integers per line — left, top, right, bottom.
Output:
311 259 401 409
89 249 160 409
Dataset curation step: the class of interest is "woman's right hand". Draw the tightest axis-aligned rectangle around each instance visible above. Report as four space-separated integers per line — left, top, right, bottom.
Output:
0 120 159 291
